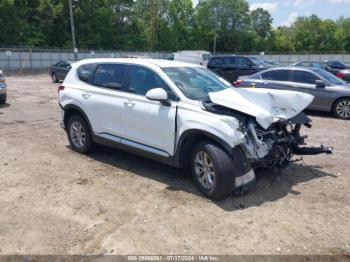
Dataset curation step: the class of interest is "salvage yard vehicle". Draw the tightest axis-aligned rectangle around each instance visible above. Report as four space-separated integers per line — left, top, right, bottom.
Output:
173 51 212 67
207 55 274 83
49 60 72 83
236 67 350 120
0 70 7 104
58 59 332 199
292 61 339 75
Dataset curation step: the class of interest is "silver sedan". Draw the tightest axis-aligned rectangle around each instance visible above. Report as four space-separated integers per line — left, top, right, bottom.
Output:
237 67 350 119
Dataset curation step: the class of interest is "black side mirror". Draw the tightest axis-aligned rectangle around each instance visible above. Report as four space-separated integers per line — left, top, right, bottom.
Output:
315 80 326 88
66 65 72 70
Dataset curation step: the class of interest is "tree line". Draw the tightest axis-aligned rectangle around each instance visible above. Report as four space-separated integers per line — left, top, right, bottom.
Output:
0 0 350 53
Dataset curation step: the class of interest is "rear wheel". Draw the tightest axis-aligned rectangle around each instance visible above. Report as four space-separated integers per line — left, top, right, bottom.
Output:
333 98 350 120
52 73 59 83
190 141 235 199
67 115 94 154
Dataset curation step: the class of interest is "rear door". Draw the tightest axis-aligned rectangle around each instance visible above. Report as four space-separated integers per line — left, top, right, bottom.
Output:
120 65 178 156
259 69 292 90
77 63 127 137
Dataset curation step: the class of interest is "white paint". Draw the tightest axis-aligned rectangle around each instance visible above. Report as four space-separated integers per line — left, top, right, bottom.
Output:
209 87 314 129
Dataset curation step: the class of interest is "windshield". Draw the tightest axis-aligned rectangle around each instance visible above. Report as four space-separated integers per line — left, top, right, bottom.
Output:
250 57 270 66
162 67 231 100
202 54 212 61
313 68 347 85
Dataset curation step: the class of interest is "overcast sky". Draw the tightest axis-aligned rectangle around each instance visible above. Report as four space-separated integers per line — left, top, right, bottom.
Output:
192 0 350 27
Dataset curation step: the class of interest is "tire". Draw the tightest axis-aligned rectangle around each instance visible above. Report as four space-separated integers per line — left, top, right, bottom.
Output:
190 141 235 199
52 73 59 83
333 98 350 120
66 114 94 154
0 94 6 104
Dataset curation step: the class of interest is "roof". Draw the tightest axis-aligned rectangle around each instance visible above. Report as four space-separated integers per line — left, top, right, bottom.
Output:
73 58 201 68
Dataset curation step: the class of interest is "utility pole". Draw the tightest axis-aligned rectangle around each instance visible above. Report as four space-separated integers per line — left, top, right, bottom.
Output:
69 0 78 61
213 6 218 54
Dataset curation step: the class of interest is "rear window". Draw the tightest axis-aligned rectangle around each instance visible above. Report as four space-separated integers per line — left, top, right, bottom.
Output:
261 70 290 81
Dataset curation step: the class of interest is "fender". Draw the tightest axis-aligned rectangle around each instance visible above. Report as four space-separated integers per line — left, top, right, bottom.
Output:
173 129 234 167
62 104 94 136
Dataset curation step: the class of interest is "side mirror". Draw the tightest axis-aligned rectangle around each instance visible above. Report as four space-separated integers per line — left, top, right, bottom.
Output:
66 65 72 70
315 80 326 88
146 88 170 106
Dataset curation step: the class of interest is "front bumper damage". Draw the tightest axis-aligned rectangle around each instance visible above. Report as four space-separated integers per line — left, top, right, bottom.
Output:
233 113 333 190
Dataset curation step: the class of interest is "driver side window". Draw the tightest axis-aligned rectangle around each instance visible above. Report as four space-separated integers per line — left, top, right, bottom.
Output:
127 66 177 100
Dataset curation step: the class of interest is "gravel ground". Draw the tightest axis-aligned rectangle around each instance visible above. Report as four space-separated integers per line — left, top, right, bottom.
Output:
0 74 349 256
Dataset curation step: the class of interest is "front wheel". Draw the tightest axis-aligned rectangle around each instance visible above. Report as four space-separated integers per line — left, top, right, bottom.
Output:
190 141 235 199
333 98 350 120
0 94 6 104
66 115 94 154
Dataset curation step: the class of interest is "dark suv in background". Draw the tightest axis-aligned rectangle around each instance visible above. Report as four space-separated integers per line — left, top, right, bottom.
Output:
207 55 274 82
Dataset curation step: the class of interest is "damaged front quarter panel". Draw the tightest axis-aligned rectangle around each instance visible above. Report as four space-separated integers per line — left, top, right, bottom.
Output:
204 88 333 171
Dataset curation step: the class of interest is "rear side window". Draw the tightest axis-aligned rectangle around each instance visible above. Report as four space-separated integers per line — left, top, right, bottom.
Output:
77 63 97 83
262 70 290 81
92 64 127 90
235 57 251 66
290 70 320 85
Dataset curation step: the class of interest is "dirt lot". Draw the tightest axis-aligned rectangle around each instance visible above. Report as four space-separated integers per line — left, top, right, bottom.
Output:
0 74 349 255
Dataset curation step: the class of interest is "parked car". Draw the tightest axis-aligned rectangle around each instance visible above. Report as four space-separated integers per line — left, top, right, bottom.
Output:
0 70 7 104
292 61 339 75
325 60 350 70
58 58 332 199
49 60 72 83
173 51 212 66
336 69 350 83
207 55 274 83
236 67 350 119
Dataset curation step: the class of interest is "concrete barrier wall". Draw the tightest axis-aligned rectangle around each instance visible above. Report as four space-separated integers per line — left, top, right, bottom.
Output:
1 49 350 70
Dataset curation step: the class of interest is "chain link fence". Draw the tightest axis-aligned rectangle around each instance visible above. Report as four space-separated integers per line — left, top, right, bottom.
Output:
1 48 349 71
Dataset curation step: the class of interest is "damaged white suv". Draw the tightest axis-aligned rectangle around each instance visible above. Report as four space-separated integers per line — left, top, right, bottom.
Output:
58 59 332 199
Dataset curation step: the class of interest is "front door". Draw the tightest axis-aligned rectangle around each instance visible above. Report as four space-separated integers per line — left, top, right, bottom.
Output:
120 65 178 156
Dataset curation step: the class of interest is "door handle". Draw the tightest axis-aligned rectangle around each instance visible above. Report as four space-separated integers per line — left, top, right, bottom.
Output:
124 101 135 107
82 92 91 99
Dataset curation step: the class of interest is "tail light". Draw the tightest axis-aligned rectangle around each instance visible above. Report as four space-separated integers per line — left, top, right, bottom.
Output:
58 85 65 93
233 80 243 86
337 72 345 79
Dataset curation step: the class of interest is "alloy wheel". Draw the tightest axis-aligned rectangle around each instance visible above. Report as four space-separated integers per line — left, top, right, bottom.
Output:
336 100 350 118
70 122 86 148
194 151 216 190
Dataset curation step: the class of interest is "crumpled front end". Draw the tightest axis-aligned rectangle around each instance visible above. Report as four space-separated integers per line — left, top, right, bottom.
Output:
242 112 332 170
203 88 333 189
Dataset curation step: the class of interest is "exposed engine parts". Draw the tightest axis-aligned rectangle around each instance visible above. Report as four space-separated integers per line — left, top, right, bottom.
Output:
243 114 332 169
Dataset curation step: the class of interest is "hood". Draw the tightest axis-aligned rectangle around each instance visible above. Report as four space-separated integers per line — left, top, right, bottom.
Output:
209 88 314 129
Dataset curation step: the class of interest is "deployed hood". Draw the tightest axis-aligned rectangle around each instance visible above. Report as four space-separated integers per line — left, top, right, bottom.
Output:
209 88 314 129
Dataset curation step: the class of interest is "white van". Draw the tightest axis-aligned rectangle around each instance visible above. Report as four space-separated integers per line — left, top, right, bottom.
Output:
173 51 212 67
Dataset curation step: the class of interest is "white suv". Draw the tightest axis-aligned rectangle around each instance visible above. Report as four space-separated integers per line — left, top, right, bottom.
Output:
58 58 332 199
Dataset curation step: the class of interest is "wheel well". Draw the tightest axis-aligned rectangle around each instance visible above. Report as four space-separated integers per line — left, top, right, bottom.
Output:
332 97 350 111
177 132 231 168
64 107 91 132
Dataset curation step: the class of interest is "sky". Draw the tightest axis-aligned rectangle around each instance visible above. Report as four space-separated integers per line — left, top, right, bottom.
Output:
192 0 350 27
